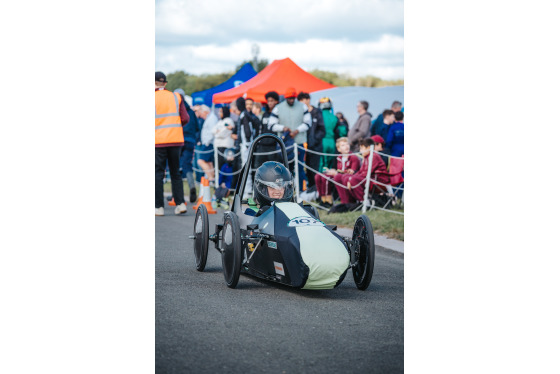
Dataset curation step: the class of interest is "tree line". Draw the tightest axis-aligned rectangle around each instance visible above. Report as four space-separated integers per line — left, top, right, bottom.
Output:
165 59 404 96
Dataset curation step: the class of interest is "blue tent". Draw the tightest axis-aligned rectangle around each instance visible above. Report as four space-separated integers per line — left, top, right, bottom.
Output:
191 63 258 107
310 86 404 128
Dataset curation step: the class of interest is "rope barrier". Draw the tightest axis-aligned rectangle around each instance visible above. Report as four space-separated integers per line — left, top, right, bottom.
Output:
297 160 367 189
186 139 403 215
296 144 404 160
193 147 214 154
214 144 295 157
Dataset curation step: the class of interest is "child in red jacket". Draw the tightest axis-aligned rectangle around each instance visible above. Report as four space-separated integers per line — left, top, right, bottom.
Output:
334 138 389 204
315 137 360 207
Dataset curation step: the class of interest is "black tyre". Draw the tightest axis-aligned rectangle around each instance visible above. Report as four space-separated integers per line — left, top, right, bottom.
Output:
303 205 320 219
194 204 209 271
351 215 375 290
310 205 320 220
221 212 242 288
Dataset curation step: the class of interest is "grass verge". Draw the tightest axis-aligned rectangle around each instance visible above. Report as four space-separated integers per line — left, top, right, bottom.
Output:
318 208 404 241
165 182 404 241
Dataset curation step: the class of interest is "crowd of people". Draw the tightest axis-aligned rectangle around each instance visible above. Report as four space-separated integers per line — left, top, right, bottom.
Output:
155 71 404 216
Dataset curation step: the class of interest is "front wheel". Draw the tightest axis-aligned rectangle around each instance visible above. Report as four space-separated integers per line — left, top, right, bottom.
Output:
221 212 242 288
193 204 209 271
351 215 375 290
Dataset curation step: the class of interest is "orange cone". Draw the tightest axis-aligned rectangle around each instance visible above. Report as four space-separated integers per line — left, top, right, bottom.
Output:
192 177 216 214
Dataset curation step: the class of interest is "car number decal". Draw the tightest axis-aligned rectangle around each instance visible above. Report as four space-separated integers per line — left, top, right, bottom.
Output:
287 216 325 227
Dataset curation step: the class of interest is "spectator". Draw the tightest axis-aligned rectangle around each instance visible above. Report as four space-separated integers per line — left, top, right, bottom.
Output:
391 100 403 114
315 137 360 208
255 91 281 167
371 135 389 167
297 91 325 190
214 148 236 208
334 138 389 208
229 100 240 123
370 109 395 140
268 87 312 191
235 97 260 198
348 101 372 152
386 111 404 157
318 97 338 171
334 112 349 140
252 101 263 121
213 106 235 176
174 88 198 203
196 105 218 182
155 71 189 216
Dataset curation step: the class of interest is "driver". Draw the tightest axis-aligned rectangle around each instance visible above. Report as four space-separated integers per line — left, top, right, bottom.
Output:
245 161 294 216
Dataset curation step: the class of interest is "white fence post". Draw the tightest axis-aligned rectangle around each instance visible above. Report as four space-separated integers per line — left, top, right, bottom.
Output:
214 146 219 184
362 145 374 213
294 144 300 200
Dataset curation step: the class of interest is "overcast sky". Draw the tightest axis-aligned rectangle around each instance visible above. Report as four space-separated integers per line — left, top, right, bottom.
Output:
155 0 403 80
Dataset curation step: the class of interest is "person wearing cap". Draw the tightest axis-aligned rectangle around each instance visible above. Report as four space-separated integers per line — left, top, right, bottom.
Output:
267 87 312 191
155 72 190 216
333 137 389 208
371 134 389 167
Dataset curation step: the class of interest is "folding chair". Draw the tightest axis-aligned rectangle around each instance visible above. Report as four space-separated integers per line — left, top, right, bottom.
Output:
364 156 404 211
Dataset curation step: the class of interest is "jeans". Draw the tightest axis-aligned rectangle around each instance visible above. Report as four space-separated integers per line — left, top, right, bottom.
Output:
156 146 184 208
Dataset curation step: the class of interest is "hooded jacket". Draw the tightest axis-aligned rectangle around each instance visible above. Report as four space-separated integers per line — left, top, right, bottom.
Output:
348 112 372 152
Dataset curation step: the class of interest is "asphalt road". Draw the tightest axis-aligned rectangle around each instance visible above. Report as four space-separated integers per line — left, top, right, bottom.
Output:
156 205 404 374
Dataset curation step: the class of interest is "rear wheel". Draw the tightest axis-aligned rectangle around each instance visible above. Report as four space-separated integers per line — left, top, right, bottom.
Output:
221 212 242 288
193 204 209 271
352 215 375 290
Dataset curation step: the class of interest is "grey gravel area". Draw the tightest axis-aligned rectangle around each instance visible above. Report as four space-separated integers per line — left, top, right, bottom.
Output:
156 206 404 374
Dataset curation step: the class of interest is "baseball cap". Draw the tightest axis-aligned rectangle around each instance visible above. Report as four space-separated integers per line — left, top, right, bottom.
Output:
155 72 167 83
284 87 297 98
371 135 385 144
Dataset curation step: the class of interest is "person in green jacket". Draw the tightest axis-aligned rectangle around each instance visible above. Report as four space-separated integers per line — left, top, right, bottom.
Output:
318 97 339 171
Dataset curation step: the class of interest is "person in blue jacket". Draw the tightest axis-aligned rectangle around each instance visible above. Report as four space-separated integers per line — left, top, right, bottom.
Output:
174 88 199 203
385 111 404 157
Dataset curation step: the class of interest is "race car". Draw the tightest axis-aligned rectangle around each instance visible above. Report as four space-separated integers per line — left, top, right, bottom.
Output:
190 134 375 290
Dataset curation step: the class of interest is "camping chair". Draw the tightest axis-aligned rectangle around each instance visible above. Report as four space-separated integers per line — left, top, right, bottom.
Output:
358 156 404 212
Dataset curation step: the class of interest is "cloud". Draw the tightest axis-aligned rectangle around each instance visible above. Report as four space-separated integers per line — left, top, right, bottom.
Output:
156 36 404 79
156 0 403 46
155 0 404 79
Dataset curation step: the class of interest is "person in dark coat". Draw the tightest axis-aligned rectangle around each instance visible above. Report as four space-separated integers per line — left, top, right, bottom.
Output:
297 92 326 190
386 111 404 157
174 88 198 203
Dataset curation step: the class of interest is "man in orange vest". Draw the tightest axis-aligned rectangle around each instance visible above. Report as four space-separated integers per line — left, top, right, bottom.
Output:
155 72 190 216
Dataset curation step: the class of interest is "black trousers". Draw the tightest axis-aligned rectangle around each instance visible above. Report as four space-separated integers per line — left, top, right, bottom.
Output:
305 147 321 189
156 146 184 208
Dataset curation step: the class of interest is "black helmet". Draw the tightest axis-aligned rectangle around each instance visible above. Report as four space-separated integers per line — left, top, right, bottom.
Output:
254 161 294 206
318 97 332 110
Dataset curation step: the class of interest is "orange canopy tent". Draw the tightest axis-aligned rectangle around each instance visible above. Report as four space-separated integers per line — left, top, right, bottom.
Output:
212 58 336 104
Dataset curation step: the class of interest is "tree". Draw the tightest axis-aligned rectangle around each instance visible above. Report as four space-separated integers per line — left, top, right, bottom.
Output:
236 59 269 73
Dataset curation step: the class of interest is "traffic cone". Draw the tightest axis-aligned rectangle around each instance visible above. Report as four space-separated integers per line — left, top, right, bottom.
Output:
192 177 216 214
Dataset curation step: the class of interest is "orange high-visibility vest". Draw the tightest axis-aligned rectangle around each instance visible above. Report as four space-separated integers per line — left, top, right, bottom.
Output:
155 90 184 145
